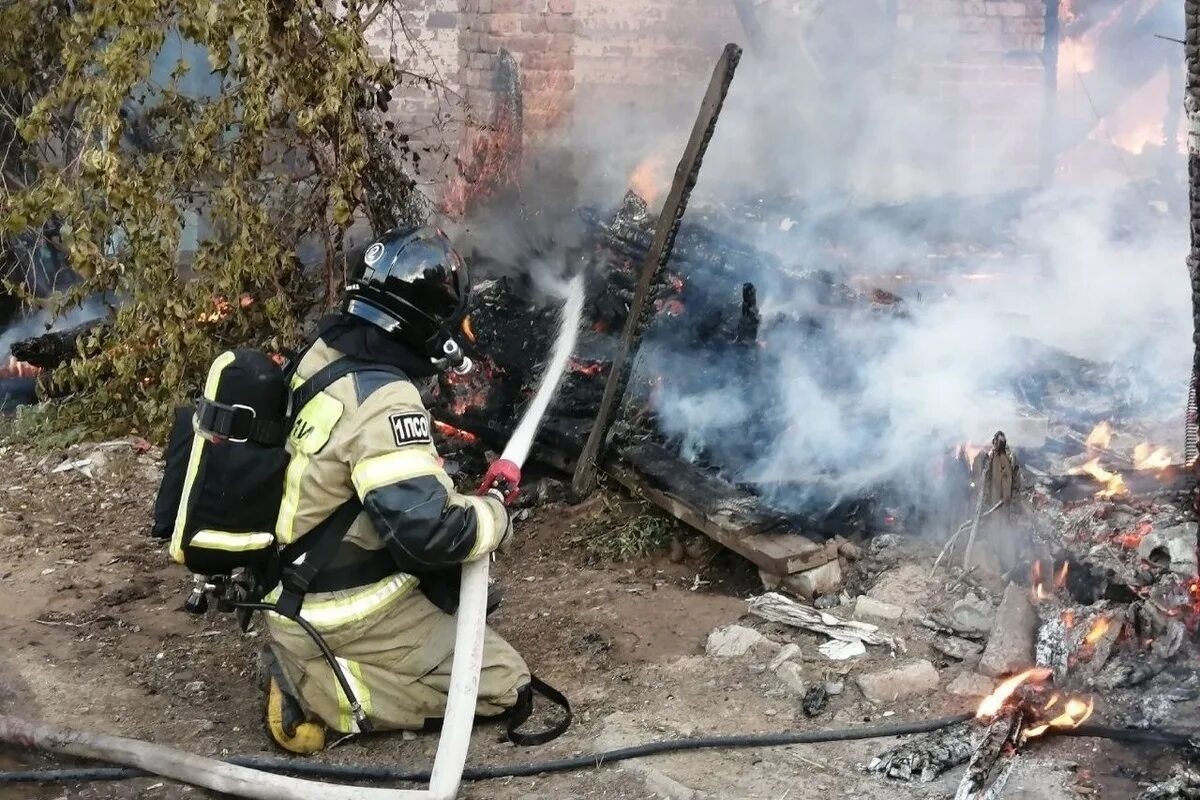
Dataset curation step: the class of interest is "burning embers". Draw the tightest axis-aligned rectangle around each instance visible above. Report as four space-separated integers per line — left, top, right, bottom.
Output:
1030 559 1070 604
197 294 254 324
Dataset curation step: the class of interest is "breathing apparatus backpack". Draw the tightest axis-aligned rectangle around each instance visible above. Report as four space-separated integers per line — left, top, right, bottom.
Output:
151 347 406 616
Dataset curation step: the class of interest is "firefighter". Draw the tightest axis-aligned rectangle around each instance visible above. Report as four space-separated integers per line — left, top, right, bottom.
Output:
259 225 529 754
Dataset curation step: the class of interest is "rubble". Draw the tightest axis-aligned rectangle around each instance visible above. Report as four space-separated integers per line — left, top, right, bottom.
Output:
747 593 903 650
775 661 806 694
950 593 995 635
945 671 996 698
869 721 974 782
767 643 800 670
851 595 905 622
929 635 984 662
855 659 939 704
705 625 777 659
978 583 1036 678
781 560 843 599
1137 522 1199 577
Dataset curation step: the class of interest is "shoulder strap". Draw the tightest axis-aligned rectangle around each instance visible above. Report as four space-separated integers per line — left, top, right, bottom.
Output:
271 498 364 618
268 357 410 618
289 357 410 417
506 675 572 746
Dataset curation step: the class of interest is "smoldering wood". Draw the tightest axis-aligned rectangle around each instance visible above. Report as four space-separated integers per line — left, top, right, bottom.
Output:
572 43 744 496
954 712 1022 800
869 721 975 782
10 318 108 370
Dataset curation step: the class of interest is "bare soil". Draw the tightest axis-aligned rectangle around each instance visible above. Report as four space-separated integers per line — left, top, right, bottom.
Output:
0 439 1183 799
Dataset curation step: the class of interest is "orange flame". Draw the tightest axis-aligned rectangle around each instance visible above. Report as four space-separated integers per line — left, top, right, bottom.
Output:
1085 421 1114 450
1069 458 1128 499
1024 697 1095 739
1054 562 1069 589
1083 615 1113 646
1132 443 1174 471
976 668 1053 719
197 294 254 324
629 154 668 205
0 356 41 379
433 420 478 445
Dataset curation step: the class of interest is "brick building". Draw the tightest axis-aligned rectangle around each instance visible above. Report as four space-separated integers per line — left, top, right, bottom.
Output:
369 0 1056 202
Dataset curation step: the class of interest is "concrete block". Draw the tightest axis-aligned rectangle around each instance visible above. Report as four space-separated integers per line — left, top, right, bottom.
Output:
979 582 1036 677
856 660 940 704
852 595 905 622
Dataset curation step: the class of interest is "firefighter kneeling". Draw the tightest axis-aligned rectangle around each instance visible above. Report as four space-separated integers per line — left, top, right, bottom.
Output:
261 227 531 754
156 226 565 755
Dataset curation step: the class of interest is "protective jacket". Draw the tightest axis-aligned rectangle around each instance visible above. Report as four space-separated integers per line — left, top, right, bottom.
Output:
262 335 509 629
261 331 528 734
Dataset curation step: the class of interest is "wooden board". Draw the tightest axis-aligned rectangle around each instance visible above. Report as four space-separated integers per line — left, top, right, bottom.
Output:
571 43 743 496
608 441 838 576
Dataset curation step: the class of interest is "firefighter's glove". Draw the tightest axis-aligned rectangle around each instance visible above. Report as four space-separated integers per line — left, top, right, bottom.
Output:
478 458 521 505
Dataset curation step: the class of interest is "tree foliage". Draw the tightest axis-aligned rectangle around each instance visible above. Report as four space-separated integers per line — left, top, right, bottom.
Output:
1 0 436 438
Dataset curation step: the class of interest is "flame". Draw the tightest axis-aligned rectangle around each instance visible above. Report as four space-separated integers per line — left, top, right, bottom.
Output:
568 358 605 377
1083 615 1113 646
0 356 41 379
1132 443 1174 471
1031 560 1069 604
960 442 985 468
461 316 476 344
1054 561 1069 589
976 668 1053 719
433 420 478 445
1085 421 1114 450
1069 457 1128 499
629 154 668 205
1024 697 1095 739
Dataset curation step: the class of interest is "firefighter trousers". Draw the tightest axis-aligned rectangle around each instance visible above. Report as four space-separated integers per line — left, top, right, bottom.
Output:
265 582 530 733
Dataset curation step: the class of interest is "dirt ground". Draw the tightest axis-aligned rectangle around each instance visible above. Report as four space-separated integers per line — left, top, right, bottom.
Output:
0 437 1185 799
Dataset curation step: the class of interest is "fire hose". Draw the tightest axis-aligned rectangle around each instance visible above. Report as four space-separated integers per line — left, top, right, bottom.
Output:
0 276 587 800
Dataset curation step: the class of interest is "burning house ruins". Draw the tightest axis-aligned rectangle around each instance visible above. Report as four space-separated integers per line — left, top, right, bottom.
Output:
2 0 1200 795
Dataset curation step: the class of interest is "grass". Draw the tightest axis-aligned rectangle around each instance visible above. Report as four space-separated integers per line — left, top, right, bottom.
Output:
572 490 680 562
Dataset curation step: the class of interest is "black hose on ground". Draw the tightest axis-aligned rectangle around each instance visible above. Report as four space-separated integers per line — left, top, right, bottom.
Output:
0 713 973 785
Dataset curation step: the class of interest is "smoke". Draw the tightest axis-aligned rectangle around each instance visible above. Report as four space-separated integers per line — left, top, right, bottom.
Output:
0 296 111 361
563 1 1188 513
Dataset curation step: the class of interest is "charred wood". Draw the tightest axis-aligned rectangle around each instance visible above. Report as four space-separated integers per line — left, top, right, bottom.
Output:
869 721 974 782
10 319 108 370
954 713 1021 800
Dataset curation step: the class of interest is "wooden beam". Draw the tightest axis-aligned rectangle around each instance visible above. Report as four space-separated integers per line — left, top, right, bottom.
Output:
571 43 743 496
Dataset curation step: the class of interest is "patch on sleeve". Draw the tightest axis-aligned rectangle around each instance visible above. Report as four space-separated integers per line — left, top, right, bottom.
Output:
389 412 432 446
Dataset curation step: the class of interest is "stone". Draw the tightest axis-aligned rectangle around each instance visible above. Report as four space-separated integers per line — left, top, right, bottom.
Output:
768 643 801 671
1138 523 1199 577
776 661 806 695
781 560 843 600
866 563 930 617
930 636 984 662
814 593 841 609
838 541 864 561
758 569 782 591
951 593 995 634
852 595 905 622
946 672 996 698
705 625 777 659
855 660 940 704
978 582 1037 678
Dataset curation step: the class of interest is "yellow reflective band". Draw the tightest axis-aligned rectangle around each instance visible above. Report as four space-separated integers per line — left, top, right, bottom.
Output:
334 657 373 733
464 496 503 561
351 449 442 497
276 391 344 544
169 351 236 563
264 573 416 630
190 530 274 552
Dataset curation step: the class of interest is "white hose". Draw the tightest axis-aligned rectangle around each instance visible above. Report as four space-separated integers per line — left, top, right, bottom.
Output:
428 274 585 800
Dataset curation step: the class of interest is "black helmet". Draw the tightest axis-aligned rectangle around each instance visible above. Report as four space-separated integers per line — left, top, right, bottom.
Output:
343 226 473 371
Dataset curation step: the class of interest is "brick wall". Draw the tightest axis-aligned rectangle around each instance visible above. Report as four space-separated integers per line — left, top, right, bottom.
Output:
892 0 1049 194
364 1 464 183
366 0 1052 201
458 0 577 141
